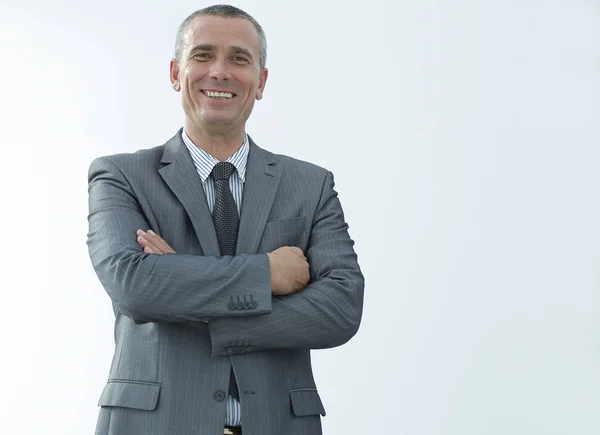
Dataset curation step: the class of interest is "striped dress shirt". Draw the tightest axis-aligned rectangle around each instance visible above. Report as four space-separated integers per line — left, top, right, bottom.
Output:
181 129 247 427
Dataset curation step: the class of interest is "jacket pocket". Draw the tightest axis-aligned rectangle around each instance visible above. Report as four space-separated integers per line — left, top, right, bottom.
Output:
289 388 326 417
264 216 306 234
98 380 161 411
260 217 307 252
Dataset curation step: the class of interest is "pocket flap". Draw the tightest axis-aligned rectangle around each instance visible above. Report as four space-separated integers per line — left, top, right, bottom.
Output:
98 380 161 411
289 388 326 417
264 216 306 234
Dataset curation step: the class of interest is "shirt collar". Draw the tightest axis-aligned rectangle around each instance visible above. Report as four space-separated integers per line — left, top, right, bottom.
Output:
181 129 249 182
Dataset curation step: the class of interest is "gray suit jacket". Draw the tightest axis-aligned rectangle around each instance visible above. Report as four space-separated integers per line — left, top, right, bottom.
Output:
87 130 364 435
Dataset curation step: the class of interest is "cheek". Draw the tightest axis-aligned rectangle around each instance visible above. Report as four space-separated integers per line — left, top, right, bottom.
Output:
183 69 202 89
246 81 262 100
184 83 201 101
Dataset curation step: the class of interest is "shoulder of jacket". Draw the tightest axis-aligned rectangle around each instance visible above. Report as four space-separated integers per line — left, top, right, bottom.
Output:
91 143 166 168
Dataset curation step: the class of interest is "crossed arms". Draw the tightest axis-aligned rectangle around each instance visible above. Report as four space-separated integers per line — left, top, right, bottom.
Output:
137 229 311 297
87 156 364 356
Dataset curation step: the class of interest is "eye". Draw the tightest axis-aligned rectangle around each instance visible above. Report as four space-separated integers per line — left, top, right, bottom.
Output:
231 56 249 64
194 52 212 60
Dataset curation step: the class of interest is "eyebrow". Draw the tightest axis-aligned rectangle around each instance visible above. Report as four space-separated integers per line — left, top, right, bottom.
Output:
188 44 254 61
231 46 254 61
189 44 215 55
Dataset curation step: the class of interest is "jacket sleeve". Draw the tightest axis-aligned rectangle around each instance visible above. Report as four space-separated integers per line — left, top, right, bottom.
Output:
207 171 364 356
87 156 273 323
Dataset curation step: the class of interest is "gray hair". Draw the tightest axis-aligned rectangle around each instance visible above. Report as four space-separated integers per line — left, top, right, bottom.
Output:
174 4 267 69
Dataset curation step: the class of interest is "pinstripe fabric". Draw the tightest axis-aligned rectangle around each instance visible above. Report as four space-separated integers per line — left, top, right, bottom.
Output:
87 129 364 435
182 129 247 427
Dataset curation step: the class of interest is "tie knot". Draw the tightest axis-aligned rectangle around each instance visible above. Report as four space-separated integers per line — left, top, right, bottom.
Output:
211 162 236 181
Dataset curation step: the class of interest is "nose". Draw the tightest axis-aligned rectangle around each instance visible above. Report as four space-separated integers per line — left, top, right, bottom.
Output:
209 57 231 81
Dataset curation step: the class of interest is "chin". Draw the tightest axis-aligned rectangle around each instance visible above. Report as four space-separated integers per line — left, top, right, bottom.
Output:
194 116 239 133
192 109 229 124
202 116 236 127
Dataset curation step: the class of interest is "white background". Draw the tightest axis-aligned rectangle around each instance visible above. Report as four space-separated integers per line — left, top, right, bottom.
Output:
0 0 599 434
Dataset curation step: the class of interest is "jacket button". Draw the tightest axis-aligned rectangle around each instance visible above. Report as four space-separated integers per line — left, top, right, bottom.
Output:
249 301 258 309
214 390 226 402
245 346 253 352
227 302 236 311
226 346 233 354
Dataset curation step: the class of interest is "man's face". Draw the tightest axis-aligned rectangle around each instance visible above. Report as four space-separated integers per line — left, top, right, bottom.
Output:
170 15 268 135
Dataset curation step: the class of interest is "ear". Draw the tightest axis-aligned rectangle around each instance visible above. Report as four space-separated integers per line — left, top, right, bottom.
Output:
170 59 181 92
255 68 269 100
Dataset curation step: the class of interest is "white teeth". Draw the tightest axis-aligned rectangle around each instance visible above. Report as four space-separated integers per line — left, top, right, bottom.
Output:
204 91 233 99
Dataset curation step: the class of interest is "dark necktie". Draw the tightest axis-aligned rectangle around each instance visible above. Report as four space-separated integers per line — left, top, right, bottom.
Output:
211 162 240 401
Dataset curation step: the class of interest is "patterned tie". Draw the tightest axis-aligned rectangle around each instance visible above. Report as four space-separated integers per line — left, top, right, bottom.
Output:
211 161 240 401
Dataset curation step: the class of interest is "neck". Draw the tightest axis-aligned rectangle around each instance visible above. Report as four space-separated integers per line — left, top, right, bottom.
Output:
184 120 245 162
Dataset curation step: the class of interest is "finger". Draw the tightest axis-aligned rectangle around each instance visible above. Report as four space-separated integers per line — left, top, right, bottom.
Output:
144 245 157 254
137 234 150 247
137 234 148 247
146 230 176 254
289 247 305 257
138 235 160 253
146 230 169 250
138 231 173 255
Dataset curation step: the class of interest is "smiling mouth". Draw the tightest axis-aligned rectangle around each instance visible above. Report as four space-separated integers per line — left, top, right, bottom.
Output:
202 90 235 99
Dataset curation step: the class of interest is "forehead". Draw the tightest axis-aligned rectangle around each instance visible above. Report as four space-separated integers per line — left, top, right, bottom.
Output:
185 15 260 54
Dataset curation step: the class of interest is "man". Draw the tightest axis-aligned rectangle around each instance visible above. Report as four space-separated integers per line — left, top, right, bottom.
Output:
87 5 364 435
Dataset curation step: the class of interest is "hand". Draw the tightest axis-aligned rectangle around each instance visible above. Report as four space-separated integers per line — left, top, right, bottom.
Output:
136 230 211 322
267 246 310 296
136 229 176 255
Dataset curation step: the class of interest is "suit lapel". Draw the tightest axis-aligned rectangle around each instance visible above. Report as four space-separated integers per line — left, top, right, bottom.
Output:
158 130 220 256
237 139 281 254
